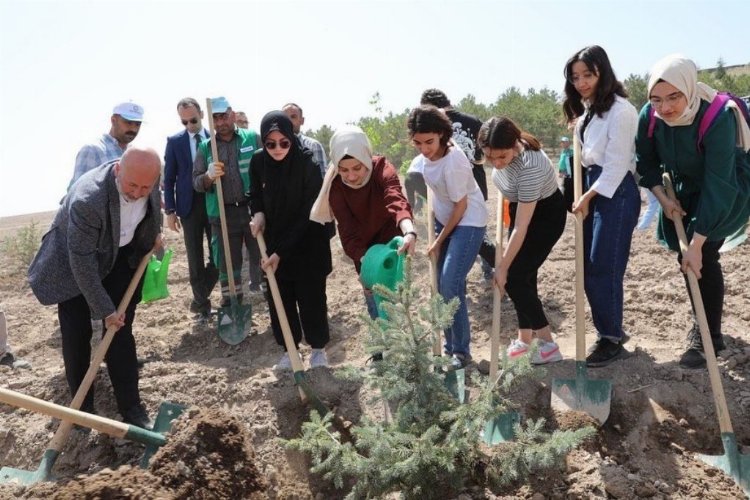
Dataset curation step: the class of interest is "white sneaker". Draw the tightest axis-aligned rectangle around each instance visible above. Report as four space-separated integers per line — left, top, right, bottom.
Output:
310 348 329 368
531 340 563 365
273 353 293 371
506 339 530 359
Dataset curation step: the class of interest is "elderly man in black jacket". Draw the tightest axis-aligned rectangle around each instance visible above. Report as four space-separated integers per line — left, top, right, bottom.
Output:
29 146 162 429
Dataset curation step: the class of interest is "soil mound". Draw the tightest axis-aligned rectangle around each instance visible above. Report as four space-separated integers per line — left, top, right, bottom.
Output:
148 408 268 499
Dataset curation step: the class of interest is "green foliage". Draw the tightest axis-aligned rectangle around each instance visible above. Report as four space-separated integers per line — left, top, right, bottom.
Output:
2 220 42 272
305 124 334 158
285 258 595 499
624 72 650 113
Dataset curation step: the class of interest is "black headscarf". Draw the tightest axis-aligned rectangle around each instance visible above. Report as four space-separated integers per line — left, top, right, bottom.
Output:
260 111 301 166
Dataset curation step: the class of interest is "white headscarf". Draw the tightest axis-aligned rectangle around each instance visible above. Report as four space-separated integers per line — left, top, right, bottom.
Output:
648 54 750 150
309 125 374 224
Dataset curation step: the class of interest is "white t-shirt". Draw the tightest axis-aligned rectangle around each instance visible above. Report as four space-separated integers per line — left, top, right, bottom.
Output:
422 146 488 228
407 155 424 174
576 95 637 198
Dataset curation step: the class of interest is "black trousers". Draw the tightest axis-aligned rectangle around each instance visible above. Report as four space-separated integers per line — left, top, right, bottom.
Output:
181 192 218 313
483 190 566 330
678 238 724 339
265 273 330 350
58 245 143 414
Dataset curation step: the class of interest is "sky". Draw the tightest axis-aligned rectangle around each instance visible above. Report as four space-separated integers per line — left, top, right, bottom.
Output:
1 0 748 217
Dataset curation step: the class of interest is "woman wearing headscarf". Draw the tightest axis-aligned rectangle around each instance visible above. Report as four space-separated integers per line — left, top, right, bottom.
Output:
249 111 332 370
310 125 417 322
636 54 750 369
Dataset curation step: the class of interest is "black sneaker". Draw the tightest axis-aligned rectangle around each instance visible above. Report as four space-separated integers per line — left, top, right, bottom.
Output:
122 404 153 430
0 352 15 367
679 324 725 369
586 338 625 367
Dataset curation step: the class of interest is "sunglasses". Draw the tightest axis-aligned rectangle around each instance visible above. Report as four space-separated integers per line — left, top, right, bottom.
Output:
181 118 199 126
264 139 291 150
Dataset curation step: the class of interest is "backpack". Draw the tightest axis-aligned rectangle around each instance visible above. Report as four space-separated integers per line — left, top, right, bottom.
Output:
647 92 750 152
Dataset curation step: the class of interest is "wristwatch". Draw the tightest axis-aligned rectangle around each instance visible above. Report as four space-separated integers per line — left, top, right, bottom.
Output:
404 231 417 239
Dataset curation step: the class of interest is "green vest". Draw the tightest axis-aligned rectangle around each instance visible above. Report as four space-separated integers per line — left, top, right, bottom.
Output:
198 128 258 219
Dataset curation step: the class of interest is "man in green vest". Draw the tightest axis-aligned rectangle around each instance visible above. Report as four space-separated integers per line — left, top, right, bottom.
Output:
192 97 262 308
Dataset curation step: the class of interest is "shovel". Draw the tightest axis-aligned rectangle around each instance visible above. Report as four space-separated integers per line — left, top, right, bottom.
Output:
551 133 612 425
206 97 251 346
0 388 184 474
254 232 331 417
426 189 465 403
483 191 520 444
663 173 749 495
0 252 152 485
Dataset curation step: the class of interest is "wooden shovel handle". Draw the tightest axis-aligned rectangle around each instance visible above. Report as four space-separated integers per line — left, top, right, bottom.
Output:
50 252 152 451
573 134 586 363
255 232 307 401
1 387 130 439
205 98 238 299
490 193 504 383
662 173 733 434
426 188 442 356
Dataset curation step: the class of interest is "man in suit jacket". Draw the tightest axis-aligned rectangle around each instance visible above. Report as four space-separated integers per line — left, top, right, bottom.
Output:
29 147 163 429
164 98 218 319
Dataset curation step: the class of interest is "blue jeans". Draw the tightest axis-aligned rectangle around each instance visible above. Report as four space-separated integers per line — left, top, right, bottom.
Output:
435 222 485 357
583 166 640 341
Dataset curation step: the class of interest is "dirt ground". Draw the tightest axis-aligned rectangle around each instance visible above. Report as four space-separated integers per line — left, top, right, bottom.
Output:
1 179 749 499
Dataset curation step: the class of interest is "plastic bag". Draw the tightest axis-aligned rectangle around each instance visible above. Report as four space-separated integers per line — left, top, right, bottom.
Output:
140 249 172 303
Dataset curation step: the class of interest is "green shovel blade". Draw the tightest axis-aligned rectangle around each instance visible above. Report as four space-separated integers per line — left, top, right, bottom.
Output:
140 401 186 468
0 449 60 485
482 411 520 445
444 368 465 403
551 361 612 425
697 432 750 496
217 301 251 345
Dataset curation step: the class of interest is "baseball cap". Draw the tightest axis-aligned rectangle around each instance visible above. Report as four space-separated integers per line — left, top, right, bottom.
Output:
112 101 144 122
210 96 231 113
560 136 570 142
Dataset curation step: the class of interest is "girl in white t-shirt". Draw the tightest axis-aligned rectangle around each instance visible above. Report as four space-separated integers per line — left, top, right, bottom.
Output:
407 105 488 369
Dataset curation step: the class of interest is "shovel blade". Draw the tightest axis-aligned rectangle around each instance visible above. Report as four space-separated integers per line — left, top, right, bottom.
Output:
551 375 612 425
697 433 750 496
444 368 465 403
217 302 252 345
482 411 520 444
140 401 187 468
0 449 59 485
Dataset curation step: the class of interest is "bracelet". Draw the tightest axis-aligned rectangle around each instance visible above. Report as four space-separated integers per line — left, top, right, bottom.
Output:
404 231 417 239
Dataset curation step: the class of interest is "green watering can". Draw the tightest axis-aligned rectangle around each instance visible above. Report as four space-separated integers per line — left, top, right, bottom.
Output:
140 249 172 303
360 236 405 319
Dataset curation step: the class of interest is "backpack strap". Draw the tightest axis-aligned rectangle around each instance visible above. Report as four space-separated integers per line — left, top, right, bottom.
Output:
697 93 732 152
647 105 657 139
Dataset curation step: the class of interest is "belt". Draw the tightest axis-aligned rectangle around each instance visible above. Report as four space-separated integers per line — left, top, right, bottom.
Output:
224 201 246 207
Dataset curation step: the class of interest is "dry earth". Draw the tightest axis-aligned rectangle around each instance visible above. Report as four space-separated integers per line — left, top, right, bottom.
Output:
1 179 749 499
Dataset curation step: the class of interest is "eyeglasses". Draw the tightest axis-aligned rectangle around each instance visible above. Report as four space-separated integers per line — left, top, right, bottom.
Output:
649 92 684 109
181 118 199 126
264 139 291 150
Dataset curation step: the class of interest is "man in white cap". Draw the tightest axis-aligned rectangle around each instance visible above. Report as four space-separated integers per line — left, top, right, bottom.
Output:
68 101 144 189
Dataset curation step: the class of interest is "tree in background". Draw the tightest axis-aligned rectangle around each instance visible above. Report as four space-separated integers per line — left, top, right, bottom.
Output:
304 60 749 175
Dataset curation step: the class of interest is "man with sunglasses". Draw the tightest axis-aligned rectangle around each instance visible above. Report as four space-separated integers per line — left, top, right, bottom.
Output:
193 97 263 308
68 101 144 189
164 98 218 320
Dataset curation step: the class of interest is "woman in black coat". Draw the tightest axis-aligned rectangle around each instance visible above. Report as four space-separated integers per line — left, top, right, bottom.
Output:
249 111 332 370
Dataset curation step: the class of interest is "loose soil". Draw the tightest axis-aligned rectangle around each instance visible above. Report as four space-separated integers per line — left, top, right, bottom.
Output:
1 179 749 499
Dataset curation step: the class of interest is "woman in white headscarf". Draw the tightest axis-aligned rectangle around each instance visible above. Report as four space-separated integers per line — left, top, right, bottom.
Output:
635 54 750 369
310 125 416 323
